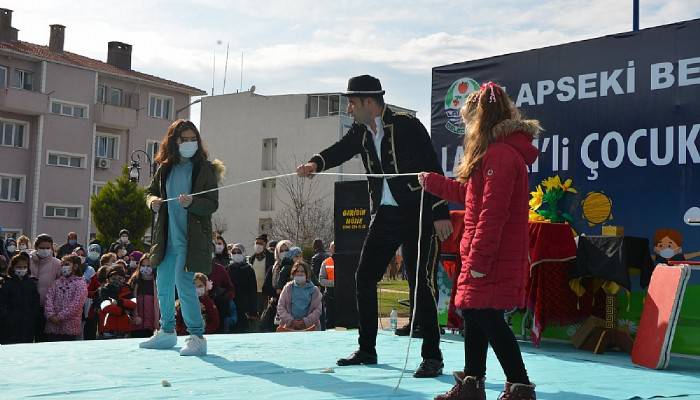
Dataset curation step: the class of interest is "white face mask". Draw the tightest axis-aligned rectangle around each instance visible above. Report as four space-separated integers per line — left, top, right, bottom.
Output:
215 244 225 254
659 248 678 259
120 236 129 244
19 244 28 251
88 251 99 260
279 251 288 260
15 268 28 278
293 275 307 285
61 265 72 277
232 254 245 264
254 244 264 254
7 245 16 253
118 250 127 257
79 256 86 264
140 266 153 275
129 261 137 269
37 249 52 259
179 141 198 158
196 287 206 297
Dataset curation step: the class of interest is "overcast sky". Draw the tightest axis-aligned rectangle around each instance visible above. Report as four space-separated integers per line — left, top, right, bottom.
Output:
7 0 700 128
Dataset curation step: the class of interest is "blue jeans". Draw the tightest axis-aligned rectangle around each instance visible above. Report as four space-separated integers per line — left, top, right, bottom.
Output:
156 251 204 336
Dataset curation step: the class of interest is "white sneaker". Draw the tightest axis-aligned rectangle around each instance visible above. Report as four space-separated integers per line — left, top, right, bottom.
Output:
180 335 207 356
139 329 177 349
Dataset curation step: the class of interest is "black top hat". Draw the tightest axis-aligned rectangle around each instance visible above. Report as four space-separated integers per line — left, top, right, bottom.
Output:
343 75 385 96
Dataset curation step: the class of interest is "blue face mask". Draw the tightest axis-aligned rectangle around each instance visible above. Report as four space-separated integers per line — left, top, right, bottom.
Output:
179 141 198 158
69 239 77 246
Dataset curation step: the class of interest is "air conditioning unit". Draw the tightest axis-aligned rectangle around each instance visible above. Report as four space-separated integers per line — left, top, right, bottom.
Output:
95 157 111 169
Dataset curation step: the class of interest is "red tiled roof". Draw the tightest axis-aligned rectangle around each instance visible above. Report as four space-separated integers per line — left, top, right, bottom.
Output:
0 40 206 95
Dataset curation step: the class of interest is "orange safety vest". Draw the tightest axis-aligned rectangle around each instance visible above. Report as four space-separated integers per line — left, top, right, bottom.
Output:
323 257 335 281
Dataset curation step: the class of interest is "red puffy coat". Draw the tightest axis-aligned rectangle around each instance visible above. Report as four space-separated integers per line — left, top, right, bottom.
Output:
424 119 539 310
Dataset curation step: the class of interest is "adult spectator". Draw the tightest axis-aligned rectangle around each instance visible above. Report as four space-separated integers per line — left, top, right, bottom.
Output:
109 229 135 254
57 232 83 259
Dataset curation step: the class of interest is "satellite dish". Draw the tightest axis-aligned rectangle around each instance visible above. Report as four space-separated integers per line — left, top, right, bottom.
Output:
250 85 256 93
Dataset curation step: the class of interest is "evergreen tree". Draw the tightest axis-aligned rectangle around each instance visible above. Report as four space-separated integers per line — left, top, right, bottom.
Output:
91 166 151 251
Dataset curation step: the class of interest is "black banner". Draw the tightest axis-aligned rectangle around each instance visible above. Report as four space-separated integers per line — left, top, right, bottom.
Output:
333 180 370 328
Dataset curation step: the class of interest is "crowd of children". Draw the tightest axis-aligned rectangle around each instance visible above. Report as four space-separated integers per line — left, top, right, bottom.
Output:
0 231 336 344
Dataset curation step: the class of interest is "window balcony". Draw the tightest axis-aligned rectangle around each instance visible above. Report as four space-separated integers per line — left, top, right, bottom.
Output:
0 87 47 115
94 102 137 129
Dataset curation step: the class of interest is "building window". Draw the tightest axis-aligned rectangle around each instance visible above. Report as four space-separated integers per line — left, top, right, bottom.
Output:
262 138 277 171
109 88 123 106
92 182 106 196
47 151 86 168
97 84 106 103
44 204 83 219
12 69 33 90
260 179 275 211
147 140 161 163
307 94 344 118
258 218 273 235
0 120 26 148
95 134 119 160
148 94 173 120
0 66 7 88
0 174 24 202
50 100 88 119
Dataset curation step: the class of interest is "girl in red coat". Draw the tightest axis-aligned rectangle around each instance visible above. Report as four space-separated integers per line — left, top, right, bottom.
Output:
421 83 538 400
176 273 219 335
96 266 137 339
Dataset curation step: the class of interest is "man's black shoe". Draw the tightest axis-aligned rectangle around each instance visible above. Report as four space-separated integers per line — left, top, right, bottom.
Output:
395 323 423 338
337 349 378 366
413 358 444 378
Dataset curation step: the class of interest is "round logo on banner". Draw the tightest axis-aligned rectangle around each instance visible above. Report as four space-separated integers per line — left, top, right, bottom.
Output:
444 77 480 135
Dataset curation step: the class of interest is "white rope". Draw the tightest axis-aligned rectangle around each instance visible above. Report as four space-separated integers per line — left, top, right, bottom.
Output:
158 169 426 393
394 188 424 392
161 171 420 202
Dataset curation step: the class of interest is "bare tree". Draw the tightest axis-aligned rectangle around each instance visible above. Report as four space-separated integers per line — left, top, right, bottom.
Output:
212 213 229 236
271 160 334 248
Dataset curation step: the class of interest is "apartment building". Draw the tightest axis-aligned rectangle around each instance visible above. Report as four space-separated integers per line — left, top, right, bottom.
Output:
0 8 206 243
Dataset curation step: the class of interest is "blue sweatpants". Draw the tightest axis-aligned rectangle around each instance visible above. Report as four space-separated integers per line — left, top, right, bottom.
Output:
156 251 204 336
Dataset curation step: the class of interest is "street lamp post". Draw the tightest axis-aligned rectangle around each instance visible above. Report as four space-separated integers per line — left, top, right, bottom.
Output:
129 149 156 246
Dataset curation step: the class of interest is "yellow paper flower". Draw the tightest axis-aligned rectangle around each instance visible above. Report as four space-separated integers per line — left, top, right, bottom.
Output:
542 175 563 191
529 185 544 210
562 178 578 194
529 209 546 222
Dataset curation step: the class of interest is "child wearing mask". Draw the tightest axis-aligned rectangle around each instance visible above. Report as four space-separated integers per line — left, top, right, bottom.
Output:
29 234 62 341
4 237 18 257
176 273 219 335
128 254 159 338
277 247 317 290
128 251 143 275
113 244 128 262
96 266 136 339
271 240 293 295
213 235 231 267
0 253 40 344
209 238 236 333
44 255 88 341
86 244 102 270
17 235 31 254
73 247 95 282
84 263 111 340
110 229 135 254
277 263 322 331
228 243 257 333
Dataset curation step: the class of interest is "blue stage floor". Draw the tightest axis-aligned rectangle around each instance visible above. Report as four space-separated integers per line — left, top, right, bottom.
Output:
1 330 699 399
